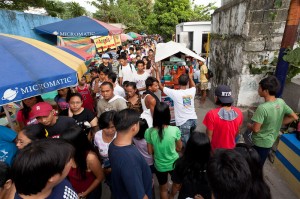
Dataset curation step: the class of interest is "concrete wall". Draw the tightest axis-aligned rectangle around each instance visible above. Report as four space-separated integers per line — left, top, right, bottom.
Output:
210 0 293 107
176 22 211 54
0 9 62 44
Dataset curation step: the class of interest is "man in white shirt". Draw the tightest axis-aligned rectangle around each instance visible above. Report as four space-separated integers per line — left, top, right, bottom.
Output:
134 60 150 95
157 70 197 146
118 54 136 85
107 72 126 98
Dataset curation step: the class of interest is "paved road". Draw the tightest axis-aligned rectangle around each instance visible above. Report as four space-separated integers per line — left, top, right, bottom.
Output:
101 97 298 199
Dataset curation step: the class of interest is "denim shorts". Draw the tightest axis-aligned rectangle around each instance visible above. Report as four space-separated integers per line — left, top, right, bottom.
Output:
178 119 197 146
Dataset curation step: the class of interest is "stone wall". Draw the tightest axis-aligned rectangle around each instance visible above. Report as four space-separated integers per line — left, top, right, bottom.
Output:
210 0 292 107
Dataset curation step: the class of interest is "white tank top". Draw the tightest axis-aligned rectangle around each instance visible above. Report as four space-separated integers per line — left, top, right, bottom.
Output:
140 94 153 128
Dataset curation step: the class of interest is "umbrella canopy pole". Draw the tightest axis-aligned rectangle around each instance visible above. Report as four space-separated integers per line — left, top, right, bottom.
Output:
3 105 15 131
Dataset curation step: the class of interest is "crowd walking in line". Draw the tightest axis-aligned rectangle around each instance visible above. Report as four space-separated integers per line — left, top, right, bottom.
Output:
0 40 299 199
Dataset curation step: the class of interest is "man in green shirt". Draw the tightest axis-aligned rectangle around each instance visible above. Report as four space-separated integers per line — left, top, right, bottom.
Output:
247 76 298 165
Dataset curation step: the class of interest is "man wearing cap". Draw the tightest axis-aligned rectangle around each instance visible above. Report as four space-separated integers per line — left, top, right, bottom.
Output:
203 85 243 151
99 53 113 73
31 102 76 138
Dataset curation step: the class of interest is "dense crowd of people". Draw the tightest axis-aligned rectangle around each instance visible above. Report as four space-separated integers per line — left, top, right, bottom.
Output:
0 41 299 199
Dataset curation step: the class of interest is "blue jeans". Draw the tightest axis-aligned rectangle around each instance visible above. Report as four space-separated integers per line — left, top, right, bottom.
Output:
179 119 197 147
253 145 271 166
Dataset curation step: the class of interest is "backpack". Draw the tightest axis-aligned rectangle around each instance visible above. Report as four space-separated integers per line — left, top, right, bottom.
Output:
120 63 134 72
207 68 214 79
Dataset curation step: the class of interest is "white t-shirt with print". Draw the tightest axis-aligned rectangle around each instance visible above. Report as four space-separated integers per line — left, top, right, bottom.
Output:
118 63 136 83
94 130 116 158
134 72 149 95
163 87 197 126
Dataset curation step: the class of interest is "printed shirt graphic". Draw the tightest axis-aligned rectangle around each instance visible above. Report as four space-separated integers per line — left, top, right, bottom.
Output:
163 87 197 126
182 95 192 108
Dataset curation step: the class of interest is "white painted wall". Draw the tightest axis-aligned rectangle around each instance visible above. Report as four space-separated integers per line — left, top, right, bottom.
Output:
176 22 211 55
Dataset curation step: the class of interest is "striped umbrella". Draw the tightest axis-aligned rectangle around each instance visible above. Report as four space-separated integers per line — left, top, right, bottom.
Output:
127 32 138 39
121 34 134 42
0 33 87 106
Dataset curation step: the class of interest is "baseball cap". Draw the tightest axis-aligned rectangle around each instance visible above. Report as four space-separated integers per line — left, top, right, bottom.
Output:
101 53 110 59
31 102 53 118
215 85 234 104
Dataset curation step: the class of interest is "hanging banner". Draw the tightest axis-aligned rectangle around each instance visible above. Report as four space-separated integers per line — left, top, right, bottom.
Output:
93 35 116 52
114 35 122 47
57 36 96 57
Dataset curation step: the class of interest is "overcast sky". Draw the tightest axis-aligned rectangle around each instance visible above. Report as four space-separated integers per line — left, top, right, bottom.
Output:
60 0 221 13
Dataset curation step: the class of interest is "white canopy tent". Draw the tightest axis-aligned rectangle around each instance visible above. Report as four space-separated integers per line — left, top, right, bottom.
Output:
155 41 206 62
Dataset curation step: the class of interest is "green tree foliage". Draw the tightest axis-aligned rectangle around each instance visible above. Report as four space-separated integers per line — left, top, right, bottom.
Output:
61 2 87 19
91 0 152 32
145 0 193 41
44 1 65 17
0 0 47 10
0 0 86 19
191 3 217 21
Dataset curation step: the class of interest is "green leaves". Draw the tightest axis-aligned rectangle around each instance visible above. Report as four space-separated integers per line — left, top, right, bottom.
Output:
283 47 300 81
146 0 217 41
0 0 87 19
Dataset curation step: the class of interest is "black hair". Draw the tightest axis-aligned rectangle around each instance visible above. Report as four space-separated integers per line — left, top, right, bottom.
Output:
125 82 137 90
0 162 10 188
108 53 113 59
108 72 117 83
100 81 114 90
149 49 154 53
60 125 96 179
142 56 151 69
99 67 110 75
136 60 145 67
153 102 170 141
90 68 98 74
122 81 130 88
136 55 141 58
21 124 46 141
173 132 212 198
119 53 127 60
207 149 251 199
134 118 149 140
136 47 141 51
129 47 134 51
56 87 72 101
145 77 159 90
21 96 44 120
215 98 233 107
67 92 83 103
11 139 74 195
235 143 271 199
259 75 280 96
113 109 140 132
98 110 116 130
178 74 189 86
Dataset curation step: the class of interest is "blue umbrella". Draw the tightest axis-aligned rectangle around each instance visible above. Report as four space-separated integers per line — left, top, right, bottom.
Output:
0 33 87 106
34 16 123 37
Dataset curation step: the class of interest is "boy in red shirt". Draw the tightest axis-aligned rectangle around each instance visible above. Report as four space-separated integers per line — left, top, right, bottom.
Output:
203 85 243 151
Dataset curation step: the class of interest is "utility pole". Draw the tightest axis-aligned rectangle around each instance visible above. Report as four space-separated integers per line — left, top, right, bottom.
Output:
275 0 300 97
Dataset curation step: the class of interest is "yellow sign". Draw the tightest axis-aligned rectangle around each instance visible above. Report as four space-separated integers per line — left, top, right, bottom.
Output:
94 35 116 52
114 35 122 46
